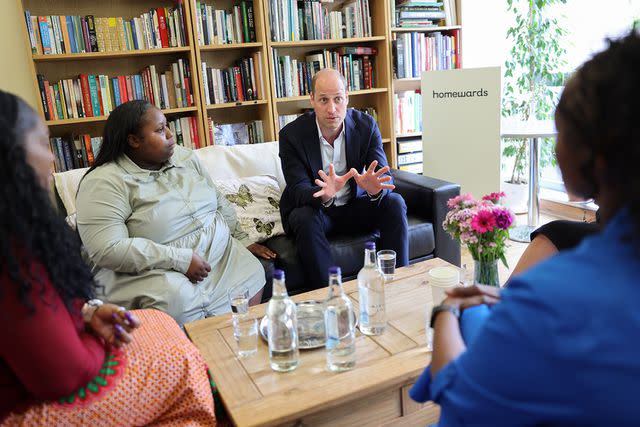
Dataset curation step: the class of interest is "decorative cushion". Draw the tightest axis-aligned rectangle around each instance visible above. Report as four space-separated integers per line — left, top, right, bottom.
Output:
213 175 285 243
53 167 89 215
196 141 285 190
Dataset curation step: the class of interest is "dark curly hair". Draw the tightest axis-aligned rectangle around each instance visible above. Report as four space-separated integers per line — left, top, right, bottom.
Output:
555 28 640 230
84 99 152 177
0 90 95 312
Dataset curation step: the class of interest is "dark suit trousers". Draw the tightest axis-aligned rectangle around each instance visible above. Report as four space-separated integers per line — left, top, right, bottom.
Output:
287 192 409 289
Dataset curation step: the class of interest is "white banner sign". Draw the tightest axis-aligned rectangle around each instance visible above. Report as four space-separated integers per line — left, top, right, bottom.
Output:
422 67 501 198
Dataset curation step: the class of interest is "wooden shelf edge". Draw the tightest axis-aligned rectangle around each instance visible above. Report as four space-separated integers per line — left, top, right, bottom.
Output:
382 138 391 144
206 100 268 109
199 42 263 51
33 47 191 61
46 106 198 126
391 25 462 33
275 88 387 103
270 35 386 48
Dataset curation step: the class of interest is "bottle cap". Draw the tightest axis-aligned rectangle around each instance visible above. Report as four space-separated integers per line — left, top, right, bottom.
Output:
329 266 341 275
273 269 285 280
365 241 376 250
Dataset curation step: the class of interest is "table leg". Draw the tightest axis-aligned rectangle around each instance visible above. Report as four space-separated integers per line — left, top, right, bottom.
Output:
509 137 541 243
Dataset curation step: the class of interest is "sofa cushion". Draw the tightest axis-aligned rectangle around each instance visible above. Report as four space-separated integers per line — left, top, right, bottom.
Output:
213 175 285 243
408 215 435 260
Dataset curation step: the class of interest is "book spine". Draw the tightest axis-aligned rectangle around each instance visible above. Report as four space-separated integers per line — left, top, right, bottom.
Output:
83 134 95 166
36 74 50 120
241 1 250 43
156 7 169 48
38 17 52 54
86 15 98 52
25 11 37 54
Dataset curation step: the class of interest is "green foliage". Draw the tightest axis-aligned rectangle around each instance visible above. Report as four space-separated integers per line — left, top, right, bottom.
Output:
502 0 568 183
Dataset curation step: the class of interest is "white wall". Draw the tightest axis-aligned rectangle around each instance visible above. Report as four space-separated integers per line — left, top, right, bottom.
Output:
460 0 511 70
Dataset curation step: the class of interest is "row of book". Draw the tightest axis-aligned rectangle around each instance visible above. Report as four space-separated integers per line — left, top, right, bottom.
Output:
50 135 102 172
24 7 187 55
391 0 457 28
397 137 423 170
37 60 194 121
393 30 460 79
272 46 376 98
269 0 372 42
397 134 423 174
170 116 203 149
201 53 265 105
208 118 265 146
394 90 422 135
195 1 257 45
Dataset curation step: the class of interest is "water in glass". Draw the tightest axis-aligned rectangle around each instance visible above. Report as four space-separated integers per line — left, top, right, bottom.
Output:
324 266 356 372
358 242 386 335
233 315 258 358
377 250 396 281
267 270 299 372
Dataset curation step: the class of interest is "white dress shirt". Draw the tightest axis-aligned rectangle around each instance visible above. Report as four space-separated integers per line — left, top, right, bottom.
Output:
316 120 351 206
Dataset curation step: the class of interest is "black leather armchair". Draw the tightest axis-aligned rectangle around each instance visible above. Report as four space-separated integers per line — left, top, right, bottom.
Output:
259 170 460 300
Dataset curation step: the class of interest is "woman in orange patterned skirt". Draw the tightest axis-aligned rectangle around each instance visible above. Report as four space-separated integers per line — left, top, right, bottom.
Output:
0 90 216 425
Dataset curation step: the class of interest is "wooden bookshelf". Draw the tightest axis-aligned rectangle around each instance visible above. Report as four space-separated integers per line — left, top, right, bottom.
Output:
388 0 463 171
189 0 274 146
18 0 206 161
19 0 462 171
263 0 395 165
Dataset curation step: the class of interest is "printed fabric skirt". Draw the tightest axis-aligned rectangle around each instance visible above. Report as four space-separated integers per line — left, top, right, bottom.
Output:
2 309 217 426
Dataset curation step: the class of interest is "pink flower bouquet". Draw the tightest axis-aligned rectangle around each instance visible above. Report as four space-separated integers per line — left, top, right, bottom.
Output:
443 192 515 269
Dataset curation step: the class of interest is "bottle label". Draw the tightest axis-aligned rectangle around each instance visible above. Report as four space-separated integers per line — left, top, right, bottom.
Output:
325 309 339 349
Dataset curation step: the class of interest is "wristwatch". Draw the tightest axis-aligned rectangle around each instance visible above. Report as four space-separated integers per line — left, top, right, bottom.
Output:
429 304 461 328
81 299 104 323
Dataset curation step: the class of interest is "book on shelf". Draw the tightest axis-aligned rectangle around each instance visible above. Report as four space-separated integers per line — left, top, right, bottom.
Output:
394 91 422 135
272 47 376 98
399 162 423 174
394 0 450 28
168 116 202 149
201 52 263 104
36 60 193 121
24 5 187 55
195 0 257 45
208 119 265 146
50 134 102 172
397 138 422 154
393 29 459 79
397 151 423 166
269 0 372 42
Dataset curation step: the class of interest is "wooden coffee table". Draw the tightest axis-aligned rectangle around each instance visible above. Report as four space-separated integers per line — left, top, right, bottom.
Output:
185 258 453 426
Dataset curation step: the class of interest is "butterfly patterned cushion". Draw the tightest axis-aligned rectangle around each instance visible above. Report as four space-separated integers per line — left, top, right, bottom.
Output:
213 175 285 243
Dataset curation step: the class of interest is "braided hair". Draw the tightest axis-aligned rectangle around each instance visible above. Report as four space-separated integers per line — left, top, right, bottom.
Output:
555 29 640 231
0 90 95 311
84 99 152 177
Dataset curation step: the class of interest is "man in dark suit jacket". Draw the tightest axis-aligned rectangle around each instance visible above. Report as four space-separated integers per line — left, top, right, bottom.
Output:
279 68 409 289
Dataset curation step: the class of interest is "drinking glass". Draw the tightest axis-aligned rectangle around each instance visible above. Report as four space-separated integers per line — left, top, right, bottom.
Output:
376 250 396 282
233 314 258 358
228 285 250 315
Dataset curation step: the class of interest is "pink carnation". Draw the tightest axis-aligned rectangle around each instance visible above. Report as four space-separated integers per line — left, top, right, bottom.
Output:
447 193 474 208
471 209 496 233
482 192 506 203
494 208 515 230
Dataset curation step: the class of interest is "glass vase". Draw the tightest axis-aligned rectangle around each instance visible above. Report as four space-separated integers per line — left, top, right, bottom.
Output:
473 259 500 287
